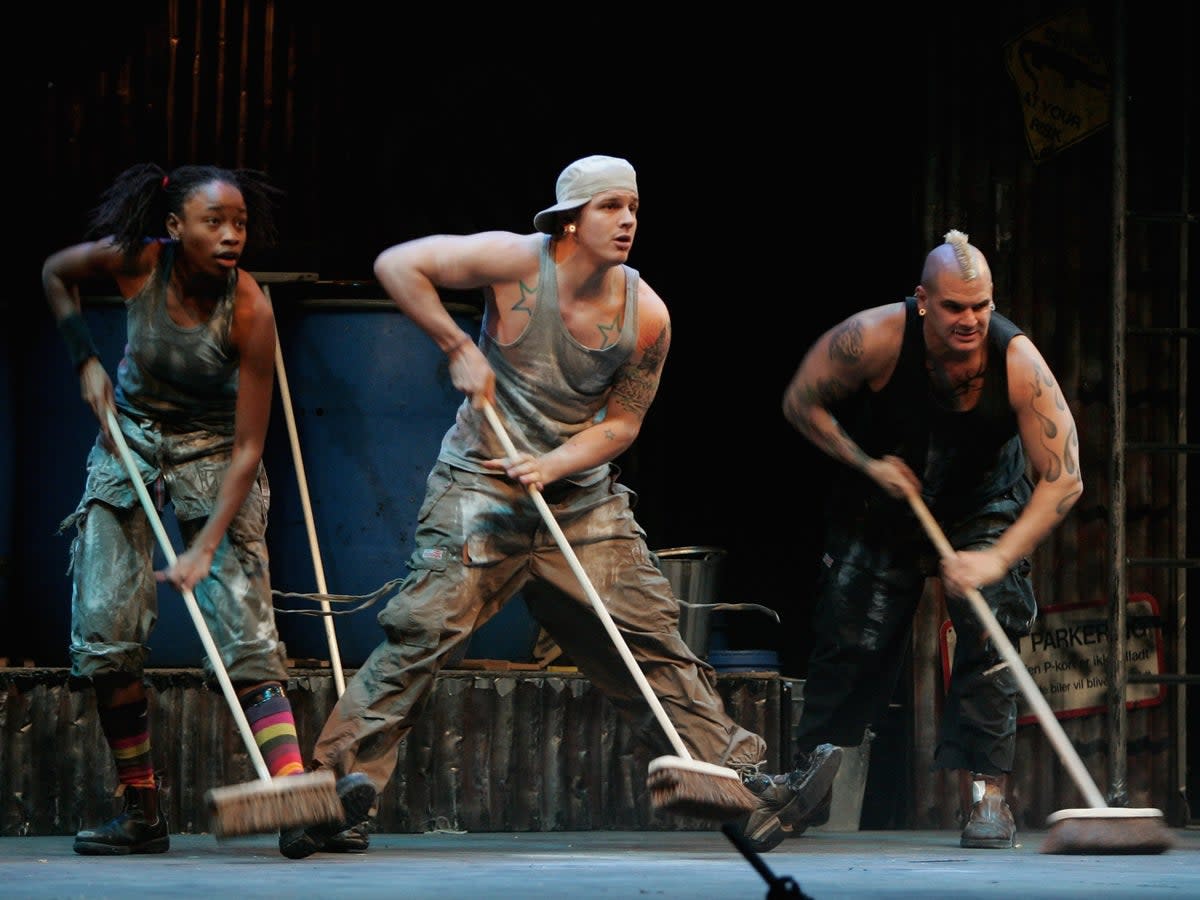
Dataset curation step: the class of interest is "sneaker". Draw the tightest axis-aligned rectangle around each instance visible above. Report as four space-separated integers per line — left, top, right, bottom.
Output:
737 744 843 852
279 772 376 860
74 785 170 855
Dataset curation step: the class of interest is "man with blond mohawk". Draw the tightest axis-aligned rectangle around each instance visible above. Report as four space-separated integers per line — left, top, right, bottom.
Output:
739 230 1082 851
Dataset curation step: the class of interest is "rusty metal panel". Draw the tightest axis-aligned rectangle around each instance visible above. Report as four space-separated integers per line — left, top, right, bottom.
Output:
1 667 790 837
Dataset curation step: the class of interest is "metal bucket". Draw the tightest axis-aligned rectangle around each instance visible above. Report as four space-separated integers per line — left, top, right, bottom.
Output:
653 546 779 659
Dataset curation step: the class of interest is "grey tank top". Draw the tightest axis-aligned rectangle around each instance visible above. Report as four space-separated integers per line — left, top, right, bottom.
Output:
115 241 240 434
439 235 640 486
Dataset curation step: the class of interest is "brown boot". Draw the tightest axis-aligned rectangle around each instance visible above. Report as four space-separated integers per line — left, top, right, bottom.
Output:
960 772 1016 849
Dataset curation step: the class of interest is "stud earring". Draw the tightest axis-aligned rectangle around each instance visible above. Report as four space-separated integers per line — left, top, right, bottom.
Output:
989 302 996 311
565 223 577 234
918 307 927 317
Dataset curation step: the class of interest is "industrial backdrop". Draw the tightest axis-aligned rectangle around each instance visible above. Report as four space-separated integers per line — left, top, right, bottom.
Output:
2 1 1195 833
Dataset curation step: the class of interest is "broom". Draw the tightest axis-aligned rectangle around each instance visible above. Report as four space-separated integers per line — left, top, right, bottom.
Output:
105 407 343 837
902 485 1175 854
480 400 758 821
270 289 346 697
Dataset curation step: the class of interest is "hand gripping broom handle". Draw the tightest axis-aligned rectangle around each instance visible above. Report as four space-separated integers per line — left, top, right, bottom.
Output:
481 400 692 761
105 407 274 783
902 486 1108 809
272 319 345 696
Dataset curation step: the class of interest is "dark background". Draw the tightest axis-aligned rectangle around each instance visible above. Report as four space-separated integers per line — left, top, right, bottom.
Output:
12 4 935 678
9 2 1192 683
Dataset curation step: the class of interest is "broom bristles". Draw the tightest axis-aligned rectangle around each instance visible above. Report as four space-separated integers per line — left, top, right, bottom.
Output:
646 755 759 821
1041 807 1176 855
207 770 343 838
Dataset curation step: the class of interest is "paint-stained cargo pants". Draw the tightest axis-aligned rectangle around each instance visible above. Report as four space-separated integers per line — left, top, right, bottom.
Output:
60 411 290 685
795 481 1038 775
311 461 767 792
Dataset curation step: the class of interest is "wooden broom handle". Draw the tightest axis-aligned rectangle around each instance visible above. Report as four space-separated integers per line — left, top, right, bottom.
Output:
902 485 1108 809
270 296 345 697
105 407 274 783
480 400 691 761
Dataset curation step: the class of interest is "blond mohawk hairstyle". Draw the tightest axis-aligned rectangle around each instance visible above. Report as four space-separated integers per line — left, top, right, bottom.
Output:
943 229 978 281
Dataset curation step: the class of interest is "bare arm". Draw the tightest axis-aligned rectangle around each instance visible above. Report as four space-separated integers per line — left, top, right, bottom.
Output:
994 336 1083 563
41 239 155 436
782 303 921 496
157 274 276 593
940 335 1084 596
373 231 542 408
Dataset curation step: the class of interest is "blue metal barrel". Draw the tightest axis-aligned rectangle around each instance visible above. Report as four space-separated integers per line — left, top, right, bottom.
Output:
265 286 481 668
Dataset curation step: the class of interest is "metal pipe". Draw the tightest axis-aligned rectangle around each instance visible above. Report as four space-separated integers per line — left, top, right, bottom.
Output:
1107 0 1130 808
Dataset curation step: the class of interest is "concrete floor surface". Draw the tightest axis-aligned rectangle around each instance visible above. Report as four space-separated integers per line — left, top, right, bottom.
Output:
1 827 1197 899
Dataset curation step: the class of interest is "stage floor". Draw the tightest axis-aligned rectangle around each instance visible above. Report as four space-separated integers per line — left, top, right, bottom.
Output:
1 827 1196 899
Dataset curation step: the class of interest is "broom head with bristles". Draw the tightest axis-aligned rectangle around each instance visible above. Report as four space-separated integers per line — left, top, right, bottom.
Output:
1041 806 1176 855
206 770 343 838
647 755 759 821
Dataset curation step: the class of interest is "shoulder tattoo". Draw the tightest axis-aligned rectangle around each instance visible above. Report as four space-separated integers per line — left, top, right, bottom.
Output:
829 318 865 364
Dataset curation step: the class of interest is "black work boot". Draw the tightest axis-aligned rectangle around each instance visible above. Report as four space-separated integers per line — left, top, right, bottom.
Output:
323 821 371 852
960 773 1016 849
74 784 169 855
737 744 843 852
279 772 376 859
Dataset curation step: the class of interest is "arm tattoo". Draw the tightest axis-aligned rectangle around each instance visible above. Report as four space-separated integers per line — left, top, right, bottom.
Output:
1057 484 1083 516
783 378 870 469
610 324 668 416
825 420 872 469
828 318 864 364
511 279 537 317
782 375 850 424
1028 362 1070 482
812 375 851 408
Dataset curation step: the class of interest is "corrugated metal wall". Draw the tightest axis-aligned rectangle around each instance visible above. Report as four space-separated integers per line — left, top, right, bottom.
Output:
0 668 792 837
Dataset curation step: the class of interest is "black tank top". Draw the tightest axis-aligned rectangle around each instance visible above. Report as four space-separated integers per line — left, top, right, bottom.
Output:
828 297 1027 528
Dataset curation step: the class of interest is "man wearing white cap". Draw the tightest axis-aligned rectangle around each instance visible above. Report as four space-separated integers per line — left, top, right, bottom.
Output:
283 155 773 856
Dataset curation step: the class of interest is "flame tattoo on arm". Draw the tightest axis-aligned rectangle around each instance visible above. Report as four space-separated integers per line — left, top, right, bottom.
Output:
1027 361 1082 514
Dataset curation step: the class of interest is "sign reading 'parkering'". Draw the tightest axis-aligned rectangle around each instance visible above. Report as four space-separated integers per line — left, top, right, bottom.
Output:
940 593 1166 724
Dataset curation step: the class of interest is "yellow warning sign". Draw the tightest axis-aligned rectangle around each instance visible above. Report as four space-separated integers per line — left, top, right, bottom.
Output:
1004 7 1111 162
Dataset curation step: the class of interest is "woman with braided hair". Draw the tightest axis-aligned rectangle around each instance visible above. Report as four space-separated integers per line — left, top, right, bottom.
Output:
42 163 372 856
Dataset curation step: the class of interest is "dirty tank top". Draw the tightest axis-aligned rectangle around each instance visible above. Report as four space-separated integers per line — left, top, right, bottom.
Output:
439 235 639 487
114 241 240 434
828 296 1027 527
